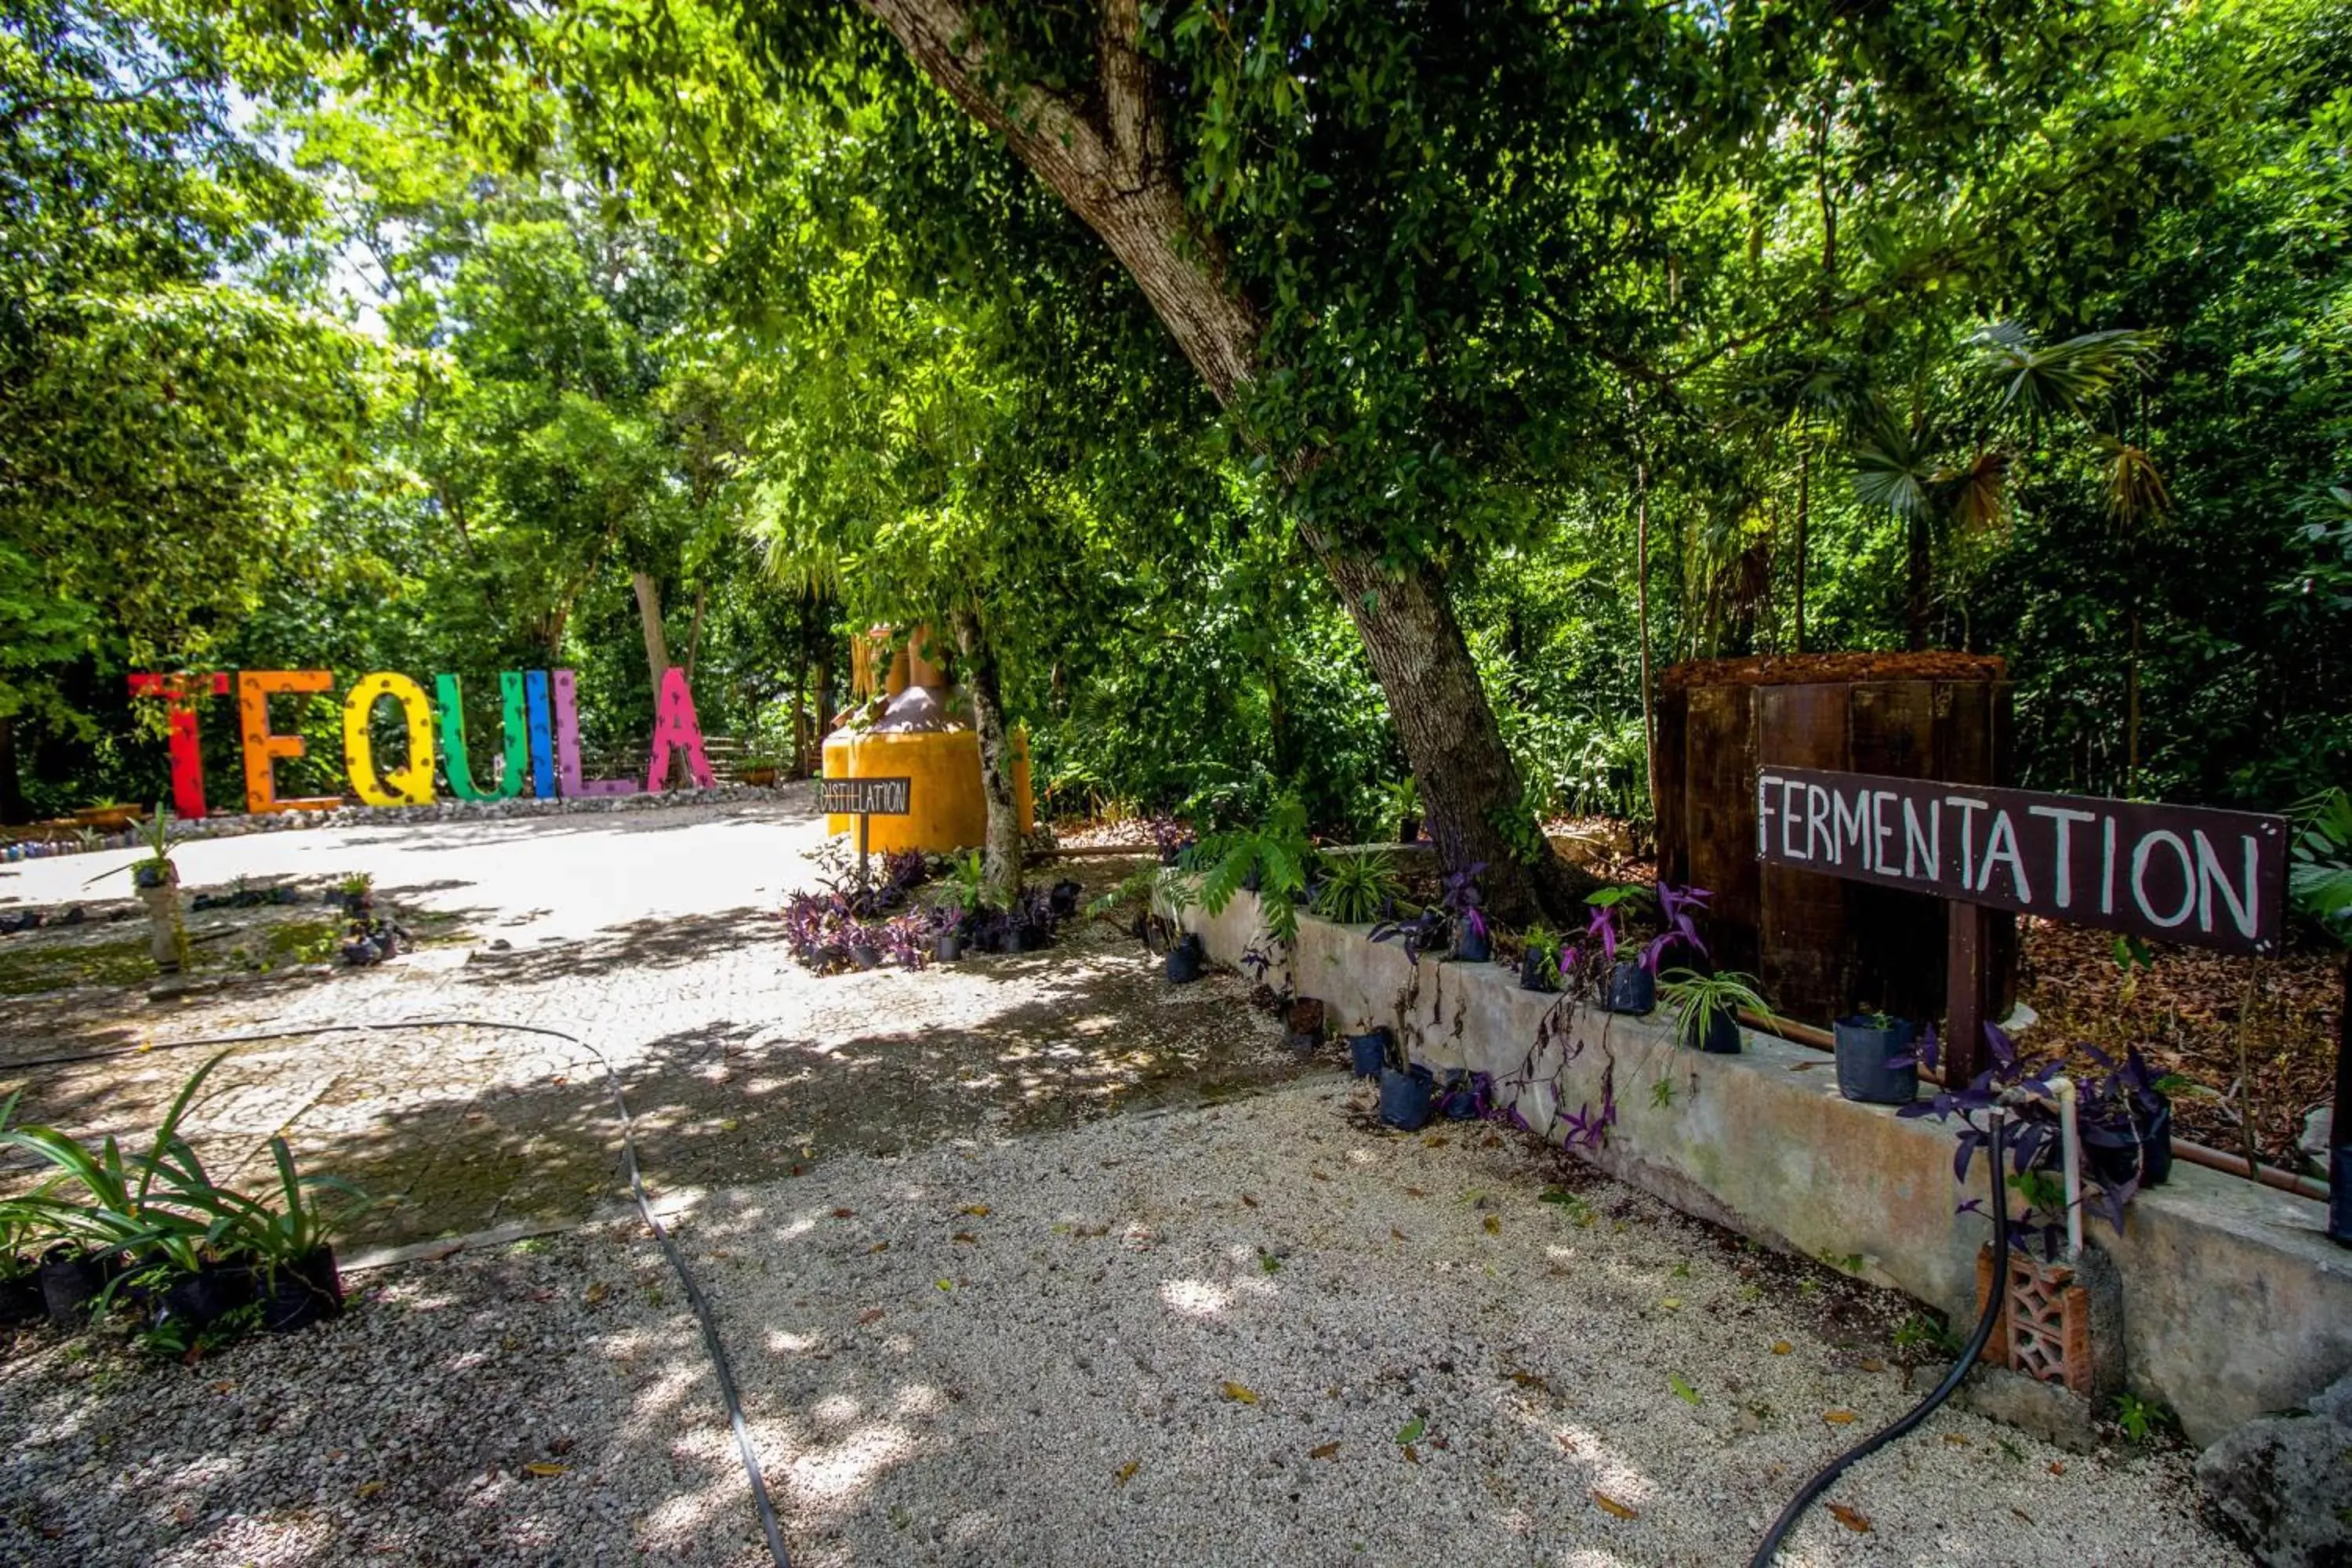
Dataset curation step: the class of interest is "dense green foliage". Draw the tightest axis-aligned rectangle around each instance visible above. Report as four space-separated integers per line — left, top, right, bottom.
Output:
2 0 2346 830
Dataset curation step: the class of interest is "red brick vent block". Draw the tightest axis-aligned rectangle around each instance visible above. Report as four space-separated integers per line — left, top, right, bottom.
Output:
1976 1243 2095 1396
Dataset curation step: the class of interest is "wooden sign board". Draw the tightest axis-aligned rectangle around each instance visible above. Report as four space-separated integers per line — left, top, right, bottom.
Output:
821 776 912 817
1754 768 2287 956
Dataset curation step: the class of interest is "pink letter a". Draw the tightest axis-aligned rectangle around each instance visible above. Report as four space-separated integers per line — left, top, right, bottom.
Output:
646 667 715 793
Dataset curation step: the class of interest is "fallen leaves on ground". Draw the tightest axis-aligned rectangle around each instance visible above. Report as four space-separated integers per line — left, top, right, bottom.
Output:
1827 1503 1871 1534
1221 1381 1258 1405
960 1204 990 1216
858 1308 884 1325
952 1232 978 1243
1593 1491 1638 1520
831 1207 856 1218
355 1481 386 1500
1396 1417 1426 1443
1823 1409 1858 1425
583 1282 608 1305
1483 1214 1501 1234
1771 1341 1792 1355
524 1462 568 1478
1113 1460 1138 1486
1309 1442 1340 1460
1669 1373 1700 1406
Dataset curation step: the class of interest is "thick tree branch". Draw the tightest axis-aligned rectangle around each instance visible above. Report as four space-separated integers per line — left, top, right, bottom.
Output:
856 0 1261 403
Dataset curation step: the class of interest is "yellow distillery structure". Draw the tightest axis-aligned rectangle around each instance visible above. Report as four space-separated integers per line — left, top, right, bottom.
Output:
820 626 1033 853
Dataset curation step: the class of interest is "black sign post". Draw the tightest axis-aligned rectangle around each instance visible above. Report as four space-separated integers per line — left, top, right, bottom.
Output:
1755 767 2288 1089
818 776 913 891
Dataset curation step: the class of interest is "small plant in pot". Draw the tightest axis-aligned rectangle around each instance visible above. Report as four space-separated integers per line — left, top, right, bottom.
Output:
1436 1069 1493 1120
848 925 884 969
1345 1022 1393 1079
1834 1010 1922 1105
2075 1045 2179 1189
1284 997 1327 1054
0 1185 51 1327
1517 926 1563 993
1901 1024 2165 1260
336 871 375 918
1438 862 1491 963
213 1136 384 1333
85 802 187 971
1658 968 1772 1054
1384 776 1422 845
1312 847 1403 926
1378 1050 1436 1131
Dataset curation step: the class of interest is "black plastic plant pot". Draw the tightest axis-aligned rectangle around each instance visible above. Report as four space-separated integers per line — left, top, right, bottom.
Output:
1346 1028 1392 1079
1166 933 1205 985
1606 962 1655 1014
934 934 964 963
1398 815 1421 846
262 1247 343 1334
38 1248 104 1327
1438 1070 1481 1120
1009 924 1044 954
1833 1015 1920 1105
159 1260 257 1330
2082 1102 2173 1189
1049 880 1082 918
1378 1065 1435 1131
1452 926 1493 964
0 1269 42 1326
1519 949 1557 993
850 942 883 971
1687 1008 1741 1054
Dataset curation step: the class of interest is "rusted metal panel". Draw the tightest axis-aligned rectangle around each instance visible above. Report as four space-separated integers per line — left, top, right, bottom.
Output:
1653 688 1689 887
1756 683 1852 1020
1683 683 1759 977
1847 681 1951 1021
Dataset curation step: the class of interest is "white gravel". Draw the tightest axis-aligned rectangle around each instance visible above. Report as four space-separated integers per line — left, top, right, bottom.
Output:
2 1077 2243 1566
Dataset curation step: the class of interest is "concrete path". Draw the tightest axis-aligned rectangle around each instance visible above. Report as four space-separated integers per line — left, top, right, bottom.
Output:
0 804 1307 1249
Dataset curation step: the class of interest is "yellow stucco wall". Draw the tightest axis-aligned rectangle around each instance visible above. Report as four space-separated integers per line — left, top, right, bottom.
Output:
821 728 1033 851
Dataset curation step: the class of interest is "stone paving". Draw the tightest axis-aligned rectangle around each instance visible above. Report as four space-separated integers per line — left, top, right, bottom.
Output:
0 802 1308 1250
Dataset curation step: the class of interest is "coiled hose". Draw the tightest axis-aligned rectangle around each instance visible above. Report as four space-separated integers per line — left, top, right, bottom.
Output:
1748 1112 2010 1566
9 1018 792 1568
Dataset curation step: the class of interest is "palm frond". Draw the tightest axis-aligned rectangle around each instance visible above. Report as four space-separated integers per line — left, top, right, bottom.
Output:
1974 324 2161 423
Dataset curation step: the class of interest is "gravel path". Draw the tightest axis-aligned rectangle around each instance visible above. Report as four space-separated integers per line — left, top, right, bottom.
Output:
1 1076 2241 1566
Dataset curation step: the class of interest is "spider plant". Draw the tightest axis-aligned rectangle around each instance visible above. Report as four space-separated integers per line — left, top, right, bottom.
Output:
1312 847 1402 925
205 1137 383 1268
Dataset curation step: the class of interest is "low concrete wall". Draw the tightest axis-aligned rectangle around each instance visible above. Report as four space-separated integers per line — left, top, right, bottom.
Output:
1187 892 2352 1446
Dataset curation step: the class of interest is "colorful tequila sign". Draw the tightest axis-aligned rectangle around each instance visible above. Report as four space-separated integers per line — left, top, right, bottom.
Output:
129 666 713 818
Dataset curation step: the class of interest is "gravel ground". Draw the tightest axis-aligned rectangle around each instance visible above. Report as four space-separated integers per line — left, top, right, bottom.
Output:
1 1076 2242 1567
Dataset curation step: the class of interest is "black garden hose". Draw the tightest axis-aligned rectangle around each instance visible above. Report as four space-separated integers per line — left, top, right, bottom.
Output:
1748 1112 2011 1566
7 1018 792 1568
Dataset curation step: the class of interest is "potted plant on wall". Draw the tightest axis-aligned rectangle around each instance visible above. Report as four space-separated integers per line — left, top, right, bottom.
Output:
1385 777 1422 845
1659 968 1773 1054
1834 1010 1922 1105
2075 1045 2178 1188
1312 848 1403 926
1517 926 1564 993
1439 862 1491 963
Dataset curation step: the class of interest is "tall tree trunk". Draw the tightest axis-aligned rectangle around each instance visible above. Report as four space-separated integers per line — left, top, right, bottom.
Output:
632 571 671 682
0 714 26 825
1308 548 1574 919
1635 451 1657 827
683 585 707 687
862 0 1571 920
950 604 1022 906
1793 448 1809 655
1904 513 1933 651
